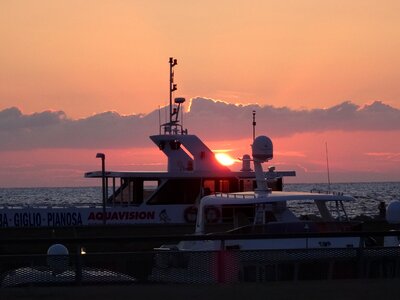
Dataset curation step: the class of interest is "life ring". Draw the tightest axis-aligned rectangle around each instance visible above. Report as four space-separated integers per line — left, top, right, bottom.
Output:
205 206 221 223
184 206 198 223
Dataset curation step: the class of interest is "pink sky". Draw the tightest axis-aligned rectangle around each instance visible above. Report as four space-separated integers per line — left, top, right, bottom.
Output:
1 129 399 187
0 99 399 187
0 1 399 187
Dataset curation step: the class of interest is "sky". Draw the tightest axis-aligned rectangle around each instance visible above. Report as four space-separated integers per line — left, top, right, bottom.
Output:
0 0 399 187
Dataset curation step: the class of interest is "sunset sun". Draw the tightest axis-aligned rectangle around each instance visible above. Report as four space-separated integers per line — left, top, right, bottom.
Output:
215 153 236 166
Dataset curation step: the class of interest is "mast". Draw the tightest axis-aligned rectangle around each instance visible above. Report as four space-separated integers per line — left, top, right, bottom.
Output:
160 57 186 135
252 110 256 141
325 142 331 192
169 57 178 125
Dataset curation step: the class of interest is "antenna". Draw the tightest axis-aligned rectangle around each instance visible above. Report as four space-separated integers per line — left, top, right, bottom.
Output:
159 57 186 135
325 142 331 192
169 57 178 125
158 105 161 135
252 110 256 141
181 101 184 129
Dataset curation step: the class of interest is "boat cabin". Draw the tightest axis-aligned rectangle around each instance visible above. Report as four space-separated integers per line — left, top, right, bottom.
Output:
194 191 359 235
84 170 295 207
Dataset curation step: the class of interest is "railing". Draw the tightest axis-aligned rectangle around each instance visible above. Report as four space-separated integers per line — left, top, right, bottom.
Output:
1 231 400 287
214 192 257 199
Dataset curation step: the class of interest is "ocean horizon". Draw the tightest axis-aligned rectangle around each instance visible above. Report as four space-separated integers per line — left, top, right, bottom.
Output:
0 181 399 219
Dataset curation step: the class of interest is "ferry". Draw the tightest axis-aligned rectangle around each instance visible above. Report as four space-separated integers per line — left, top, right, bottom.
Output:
0 58 295 235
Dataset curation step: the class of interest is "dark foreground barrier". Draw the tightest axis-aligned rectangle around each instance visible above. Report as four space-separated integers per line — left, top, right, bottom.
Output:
2 280 400 300
1 231 400 287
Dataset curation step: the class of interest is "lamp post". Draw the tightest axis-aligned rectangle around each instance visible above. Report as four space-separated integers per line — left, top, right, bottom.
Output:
96 153 106 225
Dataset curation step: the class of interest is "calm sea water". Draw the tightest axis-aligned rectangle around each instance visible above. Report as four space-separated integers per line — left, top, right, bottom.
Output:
284 182 400 219
0 182 399 218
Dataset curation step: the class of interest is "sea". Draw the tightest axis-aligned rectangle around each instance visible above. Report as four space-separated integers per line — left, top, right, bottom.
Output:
0 182 399 219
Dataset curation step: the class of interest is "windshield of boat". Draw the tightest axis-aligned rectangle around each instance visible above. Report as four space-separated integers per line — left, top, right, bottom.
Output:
286 199 349 221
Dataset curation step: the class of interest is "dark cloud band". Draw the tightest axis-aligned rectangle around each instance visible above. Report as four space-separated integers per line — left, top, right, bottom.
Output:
0 98 399 151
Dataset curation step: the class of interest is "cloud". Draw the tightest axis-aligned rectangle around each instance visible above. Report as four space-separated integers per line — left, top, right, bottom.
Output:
185 98 400 139
275 151 306 158
0 107 67 129
365 152 400 161
0 98 399 151
0 107 152 150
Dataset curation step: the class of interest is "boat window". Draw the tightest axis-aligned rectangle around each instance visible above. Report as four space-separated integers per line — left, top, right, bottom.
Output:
221 204 255 229
327 200 349 221
203 180 215 194
285 199 350 222
268 178 283 191
240 179 254 192
109 179 138 205
202 178 239 194
239 178 283 192
286 200 324 220
108 179 161 206
143 180 159 200
219 180 230 193
147 179 201 205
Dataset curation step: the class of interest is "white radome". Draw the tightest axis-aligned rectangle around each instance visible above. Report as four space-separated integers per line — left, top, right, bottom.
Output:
252 136 273 162
386 200 400 224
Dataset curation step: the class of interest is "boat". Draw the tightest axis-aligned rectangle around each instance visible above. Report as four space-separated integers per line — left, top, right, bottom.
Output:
154 135 365 251
152 136 361 251
149 136 400 283
0 58 295 236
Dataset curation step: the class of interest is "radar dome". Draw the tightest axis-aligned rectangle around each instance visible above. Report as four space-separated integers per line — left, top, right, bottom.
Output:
252 136 273 162
386 200 400 224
